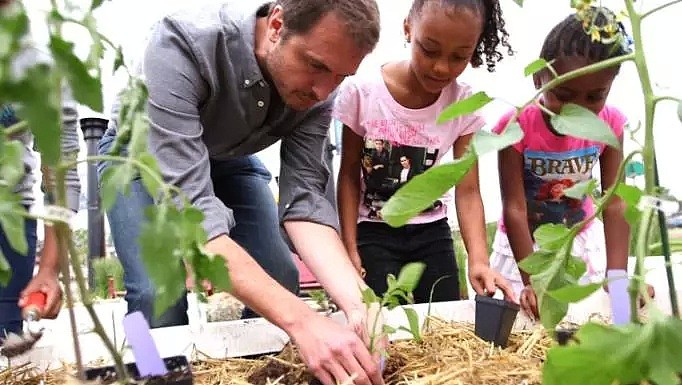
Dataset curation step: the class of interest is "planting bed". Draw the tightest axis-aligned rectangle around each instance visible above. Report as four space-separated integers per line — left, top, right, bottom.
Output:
2 318 552 385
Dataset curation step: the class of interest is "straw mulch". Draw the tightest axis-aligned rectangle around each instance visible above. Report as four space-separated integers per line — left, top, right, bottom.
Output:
1 318 553 385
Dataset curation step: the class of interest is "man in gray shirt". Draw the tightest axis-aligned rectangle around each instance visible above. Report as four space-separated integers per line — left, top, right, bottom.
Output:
98 1 384 384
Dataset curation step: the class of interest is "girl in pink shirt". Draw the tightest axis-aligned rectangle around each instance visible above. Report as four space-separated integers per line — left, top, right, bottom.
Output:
490 7 654 318
333 0 515 303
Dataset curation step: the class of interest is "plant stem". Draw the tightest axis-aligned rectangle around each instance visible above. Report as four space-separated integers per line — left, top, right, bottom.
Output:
51 167 85 378
652 96 681 104
641 0 682 19
59 154 184 200
626 0 660 320
63 208 129 382
3 121 28 137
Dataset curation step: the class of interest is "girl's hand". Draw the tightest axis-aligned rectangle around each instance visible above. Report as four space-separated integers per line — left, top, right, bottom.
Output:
468 262 516 302
520 284 539 319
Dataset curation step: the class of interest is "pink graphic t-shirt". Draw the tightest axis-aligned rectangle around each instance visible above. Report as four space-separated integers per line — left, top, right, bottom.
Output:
332 67 485 225
493 104 627 235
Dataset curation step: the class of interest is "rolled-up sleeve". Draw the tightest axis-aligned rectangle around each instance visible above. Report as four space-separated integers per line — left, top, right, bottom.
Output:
278 100 338 231
140 19 233 240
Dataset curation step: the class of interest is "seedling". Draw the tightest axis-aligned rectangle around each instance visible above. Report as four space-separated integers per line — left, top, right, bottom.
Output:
361 262 426 353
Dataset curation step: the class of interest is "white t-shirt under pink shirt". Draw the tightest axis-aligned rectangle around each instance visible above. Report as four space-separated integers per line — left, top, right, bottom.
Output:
332 66 485 225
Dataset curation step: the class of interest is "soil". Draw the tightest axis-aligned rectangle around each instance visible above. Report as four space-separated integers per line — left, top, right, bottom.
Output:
247 353 406 385
84 370 193 385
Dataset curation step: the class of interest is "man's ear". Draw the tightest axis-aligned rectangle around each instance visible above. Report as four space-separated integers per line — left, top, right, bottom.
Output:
267 5 284 43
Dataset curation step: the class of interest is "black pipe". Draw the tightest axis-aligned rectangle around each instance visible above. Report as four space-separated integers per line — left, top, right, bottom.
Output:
80 117 108 289
653 153 679 317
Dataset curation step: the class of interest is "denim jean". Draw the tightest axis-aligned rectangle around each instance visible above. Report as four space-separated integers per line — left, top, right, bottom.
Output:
0 216 37 337
357 218 459 304
98 131 299 328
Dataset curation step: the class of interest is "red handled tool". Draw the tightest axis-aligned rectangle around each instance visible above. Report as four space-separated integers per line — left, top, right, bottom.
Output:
0 292 47 358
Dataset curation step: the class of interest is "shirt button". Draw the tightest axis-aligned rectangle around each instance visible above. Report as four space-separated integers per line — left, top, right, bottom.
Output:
257 100 265 107
244 79 250 86
259 81 266 87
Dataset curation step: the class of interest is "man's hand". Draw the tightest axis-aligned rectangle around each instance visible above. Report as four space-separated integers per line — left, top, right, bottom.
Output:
520 284 539 319
289 313 385 385
18 269 62 319
468 262 516 302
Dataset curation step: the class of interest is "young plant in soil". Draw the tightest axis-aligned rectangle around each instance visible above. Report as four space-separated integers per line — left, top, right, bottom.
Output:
361 262 426 353
0 1 230 383
382 0 682 383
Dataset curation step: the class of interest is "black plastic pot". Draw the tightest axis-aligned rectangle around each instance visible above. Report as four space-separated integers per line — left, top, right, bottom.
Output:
554 327 578 346
474 294 520 348
84 355 193 385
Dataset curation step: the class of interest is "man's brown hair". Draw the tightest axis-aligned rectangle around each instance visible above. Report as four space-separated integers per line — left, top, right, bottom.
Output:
274 0 381 53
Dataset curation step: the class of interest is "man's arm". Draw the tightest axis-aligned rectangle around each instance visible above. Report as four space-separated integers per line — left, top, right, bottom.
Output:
278 100 367 316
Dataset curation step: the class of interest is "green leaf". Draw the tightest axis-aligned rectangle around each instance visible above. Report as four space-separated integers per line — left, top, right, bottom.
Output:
137 153 162 199
436 91 493 124
0 249 11 286
472 122 523 156
539 293 569 330
382 151 476 226
396 262 425 293
533 223 571 251
524 58 548 77
615 183 643 227
49 36 103 112
678 99 682 123
565 256 587 281
548 282 602 303
615 183 643 206
99 163 135 211
139 205 188 318
113 46 125 73
362 287 380 304
189 244 231 293
513 0 524 6
0 188 27 255
91 0 104 10
563 179 598 200
543 317 682 385
382 324 397 335
0 140 25 187
9 65 62 166
402 307 422 342
551 104 621 149
518 250 554 276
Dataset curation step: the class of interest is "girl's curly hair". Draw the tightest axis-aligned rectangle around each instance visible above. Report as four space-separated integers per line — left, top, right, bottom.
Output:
408 0 514 72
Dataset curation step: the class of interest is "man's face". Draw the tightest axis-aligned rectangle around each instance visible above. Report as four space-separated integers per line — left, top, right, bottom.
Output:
263 7 368 111
374 140 384 152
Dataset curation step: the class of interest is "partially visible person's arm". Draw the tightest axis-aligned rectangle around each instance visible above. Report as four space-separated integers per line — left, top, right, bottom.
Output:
453 134 514 301
19 87 80 318
498 145 539 317
278 99 368 316
599 136 628 272
337 125 365 275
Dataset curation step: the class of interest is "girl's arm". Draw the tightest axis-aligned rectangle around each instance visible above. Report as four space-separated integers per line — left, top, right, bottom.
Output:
453 134 489 265
499 146 535 286
600 137 629 271
337 125 365 273
454 134 515 299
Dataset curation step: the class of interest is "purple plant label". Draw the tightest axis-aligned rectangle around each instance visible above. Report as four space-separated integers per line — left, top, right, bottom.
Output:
606 269 631 325
122 311 168 377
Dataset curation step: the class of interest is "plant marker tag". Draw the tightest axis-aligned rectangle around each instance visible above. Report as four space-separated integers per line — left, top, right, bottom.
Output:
637 195 679 215
606 269 631 325
122 311 167 377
